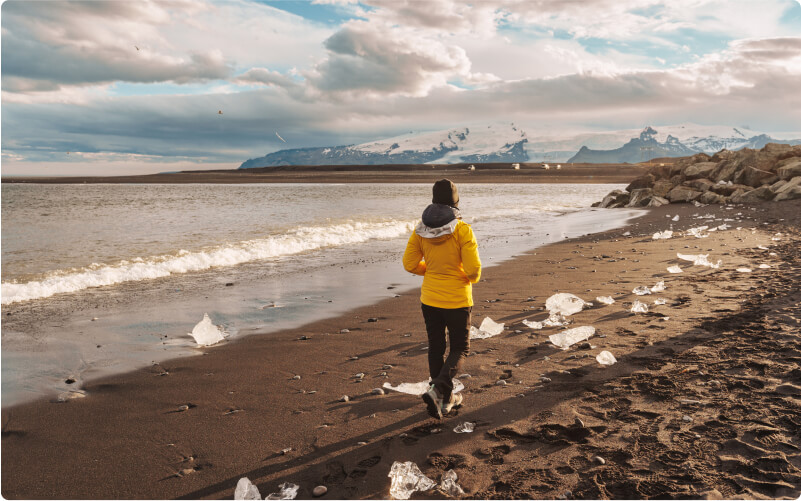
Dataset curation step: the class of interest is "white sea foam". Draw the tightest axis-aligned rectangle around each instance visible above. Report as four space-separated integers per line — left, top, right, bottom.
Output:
1 220 415 304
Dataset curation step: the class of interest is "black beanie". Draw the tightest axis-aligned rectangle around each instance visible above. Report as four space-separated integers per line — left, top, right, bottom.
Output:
432 179 459 208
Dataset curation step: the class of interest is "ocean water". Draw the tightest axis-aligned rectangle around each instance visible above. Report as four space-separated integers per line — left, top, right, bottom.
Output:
1 183 638 406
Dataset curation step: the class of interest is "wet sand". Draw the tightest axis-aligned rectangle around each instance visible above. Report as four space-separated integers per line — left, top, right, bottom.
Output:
2 200 800 500
2 162 650 185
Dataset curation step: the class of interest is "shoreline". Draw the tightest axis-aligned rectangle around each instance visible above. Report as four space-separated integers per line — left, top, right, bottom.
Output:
1 206 639 409
1 163 650 185
2 201 800 499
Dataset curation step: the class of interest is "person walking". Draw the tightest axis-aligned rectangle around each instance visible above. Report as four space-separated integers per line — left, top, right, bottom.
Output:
403 179 481 419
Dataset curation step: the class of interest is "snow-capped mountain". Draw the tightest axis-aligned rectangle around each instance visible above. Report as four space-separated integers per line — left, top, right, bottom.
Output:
238 123 801 168
239 123 528 168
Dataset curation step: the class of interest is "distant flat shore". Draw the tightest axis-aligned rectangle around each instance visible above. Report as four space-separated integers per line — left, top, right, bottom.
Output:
2 162 651 184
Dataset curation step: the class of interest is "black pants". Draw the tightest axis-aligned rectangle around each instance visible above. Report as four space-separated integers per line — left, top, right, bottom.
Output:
421 303 471 401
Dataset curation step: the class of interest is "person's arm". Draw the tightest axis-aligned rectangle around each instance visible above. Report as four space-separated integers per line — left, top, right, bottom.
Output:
459 224 481 283
403 232 427 275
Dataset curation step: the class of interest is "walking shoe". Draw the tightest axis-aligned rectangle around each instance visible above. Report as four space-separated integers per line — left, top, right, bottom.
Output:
442 392 463 415
422 384 443 420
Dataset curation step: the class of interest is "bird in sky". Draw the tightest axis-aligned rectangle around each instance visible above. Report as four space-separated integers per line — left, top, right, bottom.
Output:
275 131 286 143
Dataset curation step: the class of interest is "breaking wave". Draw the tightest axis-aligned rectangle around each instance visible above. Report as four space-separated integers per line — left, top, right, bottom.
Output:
1 219 416 304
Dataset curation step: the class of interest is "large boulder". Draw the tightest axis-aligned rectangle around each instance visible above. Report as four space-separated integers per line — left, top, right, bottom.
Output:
775 186 801 201
646 196 670 207
667 185 702 203
734 166 778 187
652 179 674 198
626 174 655 192
598 189 630 208
731 186 775 203
777 159 801 180
627 188 654 207
684 162 717 179
774 176 801 195
686 178 715 192
710 182 750 196
711 149 736 162
698 191 726 204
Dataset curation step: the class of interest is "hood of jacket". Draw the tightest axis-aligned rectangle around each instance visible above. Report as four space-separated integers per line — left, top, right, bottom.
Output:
415 203 462 239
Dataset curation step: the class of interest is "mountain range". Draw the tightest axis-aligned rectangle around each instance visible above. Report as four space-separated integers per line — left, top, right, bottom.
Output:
238 123 801 168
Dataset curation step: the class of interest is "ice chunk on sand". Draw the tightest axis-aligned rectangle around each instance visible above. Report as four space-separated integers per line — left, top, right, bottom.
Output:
633 286 652 295
388 461 436 500
235 478 261 500
737 267 752 273
522 319 543 329
596 296 615 305
758 245 769 250
453 422 475 433
440 470 465 497
652 230 673 240
543 312 570 327
383 379 464 395
549 326 595 350
667 265 683 273
758 264 771 269
189 313 226 346
651 281 666 292
545 293 591 316
596 351 617 365
654 298 667 305
631 300 649 313
672 215 680 222
469 317 504 339
686 226 710 238
265 483 299 500
676 253 721 268
717 224 730 231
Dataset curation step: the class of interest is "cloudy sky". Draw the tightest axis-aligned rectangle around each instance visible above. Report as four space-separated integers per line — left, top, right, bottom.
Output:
2 0 801 176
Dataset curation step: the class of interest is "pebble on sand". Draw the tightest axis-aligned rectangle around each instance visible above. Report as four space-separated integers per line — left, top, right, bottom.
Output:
593 456 606 465
340 329 350 333
371 388 385 395
291 375 301 380
313 486 327 497
339 396 350 402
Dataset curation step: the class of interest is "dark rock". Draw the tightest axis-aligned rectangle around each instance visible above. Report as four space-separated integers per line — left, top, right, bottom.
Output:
598 189 630 208
65 378 76 384
734 166 778 187
777 159 801 180
710 182 750 196
731 186 775 203
698 191 726 204
627 188 654 207
775 186 801 201
367 318 378 322
626 174 655 192
667 186 702 203
225 283 234 286
652 179 674 197
685 178 714 192
711 149 735 162
646 196 670 207
684 162 717 179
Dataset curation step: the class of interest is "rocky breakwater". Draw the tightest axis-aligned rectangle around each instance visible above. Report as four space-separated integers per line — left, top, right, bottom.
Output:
594 143 801 208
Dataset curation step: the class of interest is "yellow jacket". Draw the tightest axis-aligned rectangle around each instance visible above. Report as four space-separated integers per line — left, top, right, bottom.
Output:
403 216 481 309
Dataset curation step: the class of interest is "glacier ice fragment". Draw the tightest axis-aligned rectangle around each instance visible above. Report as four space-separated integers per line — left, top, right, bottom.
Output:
522 319 543 329
595 296 615 305
235 478 261 501
440 470 465 497
189 313 226 346
453 422 475 433
667 265 683 273
549 326 595 350
388 461 436 500
545 293 591 316
265 483 299 500
631 300 649 313
652 230 673 240
651 281 666 293
633 286 652 295
383 379 464 395
596 351 617 365
469 317 504 339
737 267 752 273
